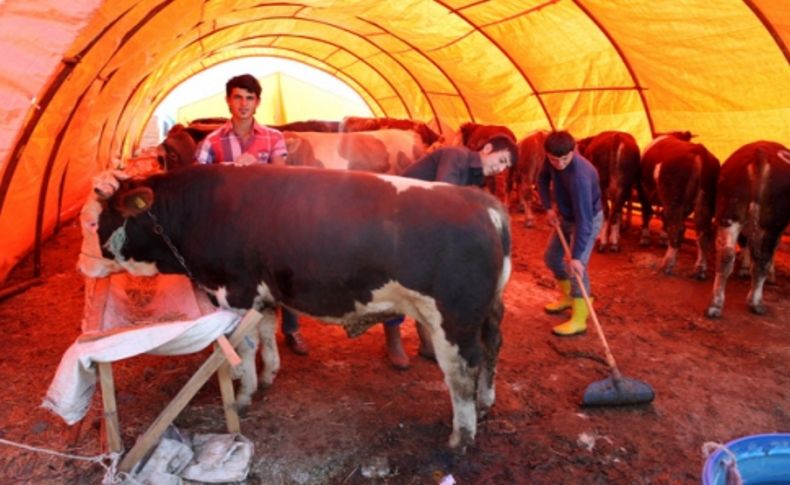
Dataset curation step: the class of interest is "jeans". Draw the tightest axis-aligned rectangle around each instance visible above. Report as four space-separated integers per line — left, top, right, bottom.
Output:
384 316 405 327
544 211 604 298
281 307 299 334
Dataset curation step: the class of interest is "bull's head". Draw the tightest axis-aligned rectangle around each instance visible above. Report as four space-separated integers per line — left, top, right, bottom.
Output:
78 171 159 278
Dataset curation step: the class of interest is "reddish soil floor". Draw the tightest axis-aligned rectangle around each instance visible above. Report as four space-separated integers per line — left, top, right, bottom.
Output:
0 209 788 484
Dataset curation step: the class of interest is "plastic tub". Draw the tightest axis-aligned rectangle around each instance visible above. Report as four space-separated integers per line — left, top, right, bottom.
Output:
702 433 790 484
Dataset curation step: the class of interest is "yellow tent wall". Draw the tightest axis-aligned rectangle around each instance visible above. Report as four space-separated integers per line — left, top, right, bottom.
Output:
0 0 788 283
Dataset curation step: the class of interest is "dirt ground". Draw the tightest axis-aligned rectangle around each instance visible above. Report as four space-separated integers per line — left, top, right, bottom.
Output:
0 208 788 484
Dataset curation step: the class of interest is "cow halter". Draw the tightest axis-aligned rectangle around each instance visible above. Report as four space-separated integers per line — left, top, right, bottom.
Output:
147 211 195 280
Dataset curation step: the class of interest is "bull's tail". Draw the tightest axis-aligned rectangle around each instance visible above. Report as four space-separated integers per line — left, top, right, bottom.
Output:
489 205 512 296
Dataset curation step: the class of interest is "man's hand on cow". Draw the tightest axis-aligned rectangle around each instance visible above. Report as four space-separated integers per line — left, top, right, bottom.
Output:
234 152 257 166
569 259 584 277
92 169 130 199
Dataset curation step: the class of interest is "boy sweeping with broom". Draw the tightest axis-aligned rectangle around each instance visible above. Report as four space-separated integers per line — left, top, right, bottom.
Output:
538 131 603 336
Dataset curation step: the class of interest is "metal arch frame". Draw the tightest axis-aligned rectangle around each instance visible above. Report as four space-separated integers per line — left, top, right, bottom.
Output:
146 49 384 125
223 15 458 131
110 25 421 159
357 17 474 127
125 48 386 151
743 0 789 64
571 0 656 137
433 0 557 131
183 13 451 128
191 29 409 115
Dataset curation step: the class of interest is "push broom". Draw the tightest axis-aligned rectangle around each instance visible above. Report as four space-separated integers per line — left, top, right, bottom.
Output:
553 223 655 406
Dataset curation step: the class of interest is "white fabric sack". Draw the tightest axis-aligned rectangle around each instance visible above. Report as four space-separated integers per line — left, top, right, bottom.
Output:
180 433 254 483
133 437 194 485
42 310 241 424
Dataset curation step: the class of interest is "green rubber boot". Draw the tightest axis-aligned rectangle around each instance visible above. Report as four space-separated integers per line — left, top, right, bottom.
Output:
552 298 591 336
544 279 572 314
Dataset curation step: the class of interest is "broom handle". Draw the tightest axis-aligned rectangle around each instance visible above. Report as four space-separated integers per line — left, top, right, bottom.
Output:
553 222 623 381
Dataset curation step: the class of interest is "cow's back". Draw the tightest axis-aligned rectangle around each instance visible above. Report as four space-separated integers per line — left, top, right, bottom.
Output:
717 141 790 227
283 129 425 175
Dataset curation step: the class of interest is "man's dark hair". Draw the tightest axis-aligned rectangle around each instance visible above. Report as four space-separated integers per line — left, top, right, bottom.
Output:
544 131 576 157
487 136 519 166
226 74 262 98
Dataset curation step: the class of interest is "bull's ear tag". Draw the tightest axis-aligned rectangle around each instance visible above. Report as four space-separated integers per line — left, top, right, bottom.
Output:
133 196 147 209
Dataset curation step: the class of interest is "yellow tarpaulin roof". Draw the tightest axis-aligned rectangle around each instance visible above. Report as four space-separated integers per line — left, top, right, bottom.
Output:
0 0 788 282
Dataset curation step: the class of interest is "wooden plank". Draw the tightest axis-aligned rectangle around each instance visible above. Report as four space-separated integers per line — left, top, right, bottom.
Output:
98 362 123 453
119 309 261 473
217 360 240 433
216 335 242 368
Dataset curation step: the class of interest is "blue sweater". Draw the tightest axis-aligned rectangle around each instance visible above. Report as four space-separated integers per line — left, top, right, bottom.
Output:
537 153 602 259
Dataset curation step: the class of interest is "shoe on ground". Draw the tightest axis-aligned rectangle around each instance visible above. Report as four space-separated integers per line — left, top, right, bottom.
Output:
285 331 309 355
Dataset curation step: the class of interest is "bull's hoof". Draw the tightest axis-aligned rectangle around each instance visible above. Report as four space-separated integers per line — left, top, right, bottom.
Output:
596 243 607 253
259 371 277 388
692 268 707 281
748 303 768 315
705 306 722 319
448 428 475 452
609 244 621 253
639 237 651 246
661 266 674 276
236 394 252 409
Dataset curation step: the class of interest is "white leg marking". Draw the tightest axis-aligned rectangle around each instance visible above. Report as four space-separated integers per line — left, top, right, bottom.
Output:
258 309 280 386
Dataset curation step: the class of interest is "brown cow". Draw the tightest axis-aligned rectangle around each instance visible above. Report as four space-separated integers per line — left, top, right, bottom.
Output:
705 141 790 317
156 124 197 171
579 131 648 252
283 129 426 175
341 116 441 149
509 130 548 227
641 135 720 278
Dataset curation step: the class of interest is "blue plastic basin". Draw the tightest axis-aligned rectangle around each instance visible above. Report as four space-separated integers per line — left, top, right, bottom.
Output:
702 433 790 484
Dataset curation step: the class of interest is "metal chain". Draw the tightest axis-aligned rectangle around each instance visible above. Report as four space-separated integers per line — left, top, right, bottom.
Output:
147 211 195 280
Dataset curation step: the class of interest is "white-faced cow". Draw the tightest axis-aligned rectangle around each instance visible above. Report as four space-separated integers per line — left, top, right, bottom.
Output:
579 131 648 252
641 135 720 278
78 164 512 449
706 141 790 318
283 129 426 175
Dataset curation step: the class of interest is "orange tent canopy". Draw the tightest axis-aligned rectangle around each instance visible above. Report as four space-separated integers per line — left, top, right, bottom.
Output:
0 0 788 282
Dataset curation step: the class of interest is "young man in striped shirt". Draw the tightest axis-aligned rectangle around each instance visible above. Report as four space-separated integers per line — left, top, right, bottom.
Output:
194 74 308 356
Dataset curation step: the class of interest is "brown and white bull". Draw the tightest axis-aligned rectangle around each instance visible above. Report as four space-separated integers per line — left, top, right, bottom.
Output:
579 131 648 252
705 141 790 318
283 129 426 175
641 135 720 278
78 165 511 449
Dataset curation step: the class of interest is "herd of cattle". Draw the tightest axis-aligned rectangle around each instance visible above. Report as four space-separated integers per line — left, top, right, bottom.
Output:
153 115 789 320
95 116 786 448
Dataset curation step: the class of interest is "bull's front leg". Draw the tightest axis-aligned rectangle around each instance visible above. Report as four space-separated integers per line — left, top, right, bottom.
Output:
705 225 739 318
425 317 479 450
257 308 280 387
234 308 278 407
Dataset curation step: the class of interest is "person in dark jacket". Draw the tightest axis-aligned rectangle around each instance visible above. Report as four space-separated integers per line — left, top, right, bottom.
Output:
384 136 518 369
538 130 603 336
